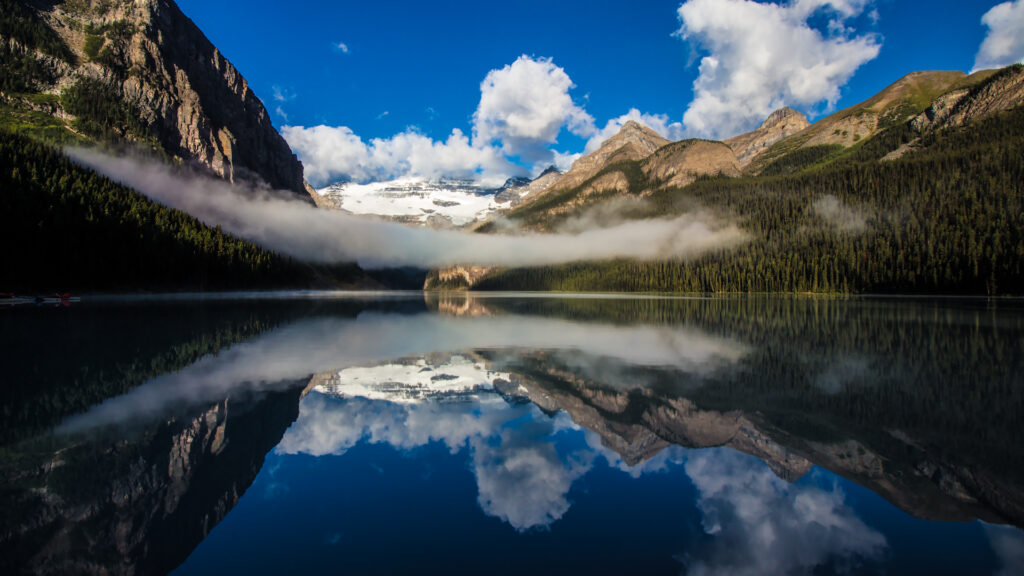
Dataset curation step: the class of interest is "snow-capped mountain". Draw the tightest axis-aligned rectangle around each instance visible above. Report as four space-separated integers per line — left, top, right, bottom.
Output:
312 355 519 404
315 170 561 228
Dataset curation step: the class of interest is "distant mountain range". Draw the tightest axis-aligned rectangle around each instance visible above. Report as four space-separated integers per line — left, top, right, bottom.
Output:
317 68 1022 233
490 67 1022 233
314 172 561 228
427 65 1024 294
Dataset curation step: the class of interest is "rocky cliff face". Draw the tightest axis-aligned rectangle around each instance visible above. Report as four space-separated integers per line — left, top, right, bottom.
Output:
423 265 495 291
882 66 1024 161
911 65 1024 132
725 107 810 168
0 381 309 576
641 138 740 190
22 0 312 201
745 71 970 171
908 88 973 133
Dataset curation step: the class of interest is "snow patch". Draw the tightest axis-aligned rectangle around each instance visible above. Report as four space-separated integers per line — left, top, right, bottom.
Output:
314 355 513 404
318 177 513 227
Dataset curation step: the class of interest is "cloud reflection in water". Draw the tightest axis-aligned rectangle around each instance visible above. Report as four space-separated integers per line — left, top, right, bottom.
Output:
278 388 591 531
53 304 891 567
277 353 890 574
682 450 887 575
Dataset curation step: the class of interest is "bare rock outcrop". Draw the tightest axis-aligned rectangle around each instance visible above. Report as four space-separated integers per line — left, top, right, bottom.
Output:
550 121 670 192
642 139 741 190
423 265 495 290
912 65 1024 131
725 107 810 168
573 170 631 199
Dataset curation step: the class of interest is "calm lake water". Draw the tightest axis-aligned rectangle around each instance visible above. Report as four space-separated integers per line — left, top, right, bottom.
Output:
1 293 1023 575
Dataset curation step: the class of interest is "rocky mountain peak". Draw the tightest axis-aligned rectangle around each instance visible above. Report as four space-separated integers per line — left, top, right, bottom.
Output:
607 120 670 152
492 166 564 208
500 176 532 190
759 107 809 131
538 165 560 178
726 107 811 168
536 122 667 196
549 121 669 193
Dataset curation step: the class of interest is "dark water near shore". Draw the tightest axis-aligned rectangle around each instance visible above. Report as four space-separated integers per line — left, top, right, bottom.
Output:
1 293 1023 575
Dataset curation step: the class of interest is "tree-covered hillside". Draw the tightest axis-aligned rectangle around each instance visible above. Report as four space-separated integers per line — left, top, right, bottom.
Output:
0 131 367 291
0 1 381 291
470 72 1024 295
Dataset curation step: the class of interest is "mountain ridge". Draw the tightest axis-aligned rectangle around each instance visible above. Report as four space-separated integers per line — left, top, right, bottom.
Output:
4 0 312 200
429 64 1024 294
550 120 671 194
744 70 988 172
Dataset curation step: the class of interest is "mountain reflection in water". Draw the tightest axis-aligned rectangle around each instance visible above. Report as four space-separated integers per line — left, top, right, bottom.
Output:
1 293 1022 575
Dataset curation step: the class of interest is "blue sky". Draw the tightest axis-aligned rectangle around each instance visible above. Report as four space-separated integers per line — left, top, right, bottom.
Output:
176 0 1024 185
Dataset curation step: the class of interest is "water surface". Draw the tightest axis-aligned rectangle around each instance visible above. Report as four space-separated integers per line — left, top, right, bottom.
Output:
1 293 1022 575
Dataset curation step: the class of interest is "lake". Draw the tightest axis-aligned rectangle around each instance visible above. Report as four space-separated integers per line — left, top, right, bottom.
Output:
1 293 1022 575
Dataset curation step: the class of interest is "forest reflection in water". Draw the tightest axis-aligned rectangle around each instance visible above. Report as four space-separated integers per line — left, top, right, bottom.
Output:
1 293 1022 575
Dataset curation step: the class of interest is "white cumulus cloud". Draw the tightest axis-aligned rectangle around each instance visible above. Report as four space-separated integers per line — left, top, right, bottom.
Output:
973 0 1024 73
676 0 881 139
473 421 593 531
473 55 595 162
790 0 872 19
550 150 581 173
282 55 596 186
280 125 514 187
